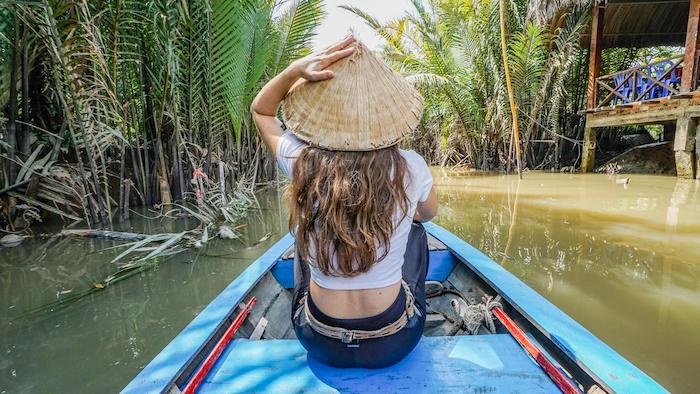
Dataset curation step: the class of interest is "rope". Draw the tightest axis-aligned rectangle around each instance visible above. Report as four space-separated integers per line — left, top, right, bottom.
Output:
426 281 503 335
450 295 503 334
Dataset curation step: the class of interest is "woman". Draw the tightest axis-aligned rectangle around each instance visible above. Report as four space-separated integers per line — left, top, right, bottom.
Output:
251 36 438 368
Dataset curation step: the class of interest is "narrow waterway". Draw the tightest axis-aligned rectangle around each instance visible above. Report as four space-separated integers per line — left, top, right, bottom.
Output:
1 173 699 393
433 171 700 394
0 191 289 393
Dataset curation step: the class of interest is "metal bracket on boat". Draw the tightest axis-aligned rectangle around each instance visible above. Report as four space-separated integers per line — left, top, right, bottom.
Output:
340 330 355 344
249 317 268 340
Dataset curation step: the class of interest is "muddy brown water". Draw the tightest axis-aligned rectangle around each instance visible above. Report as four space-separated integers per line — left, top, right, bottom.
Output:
1 173 699 393
433 170 700 394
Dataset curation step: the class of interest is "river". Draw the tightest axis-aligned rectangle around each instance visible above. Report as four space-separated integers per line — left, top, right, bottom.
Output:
1 173 699 393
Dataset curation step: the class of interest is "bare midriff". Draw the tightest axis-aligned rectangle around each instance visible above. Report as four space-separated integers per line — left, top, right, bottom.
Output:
309 280 402 319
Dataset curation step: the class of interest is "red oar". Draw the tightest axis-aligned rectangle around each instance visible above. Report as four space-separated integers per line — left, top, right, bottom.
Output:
491 306 582 394
182 297 256 394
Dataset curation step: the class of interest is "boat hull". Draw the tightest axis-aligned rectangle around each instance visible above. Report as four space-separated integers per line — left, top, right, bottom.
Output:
122 223 668 394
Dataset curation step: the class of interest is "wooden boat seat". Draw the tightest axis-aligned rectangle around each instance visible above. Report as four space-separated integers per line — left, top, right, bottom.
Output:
195 335 559 393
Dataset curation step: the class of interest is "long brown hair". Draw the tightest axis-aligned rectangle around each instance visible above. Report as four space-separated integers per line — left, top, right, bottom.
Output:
289 146 410 277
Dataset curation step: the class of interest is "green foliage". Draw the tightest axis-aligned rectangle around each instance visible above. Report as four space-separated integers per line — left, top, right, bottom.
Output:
0 5 12 110
346 0 593 169
0 0 323 229
211 0 323 151
271 0 325 75
213 0 273 149
509 23 547 113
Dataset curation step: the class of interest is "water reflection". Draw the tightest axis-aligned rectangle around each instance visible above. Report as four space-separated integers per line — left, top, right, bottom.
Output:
433 171 700 394
0 190 288 393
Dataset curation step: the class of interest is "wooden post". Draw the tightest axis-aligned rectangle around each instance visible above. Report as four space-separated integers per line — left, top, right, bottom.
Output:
159 175 172 207
674 117 697 178
581 125 597 173
122 179 132 221
681 0 700 92
696 122 700 179
582 2 604 172
586 3 605 109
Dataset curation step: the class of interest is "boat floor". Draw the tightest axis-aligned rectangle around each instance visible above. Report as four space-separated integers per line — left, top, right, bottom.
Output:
197 335 559 393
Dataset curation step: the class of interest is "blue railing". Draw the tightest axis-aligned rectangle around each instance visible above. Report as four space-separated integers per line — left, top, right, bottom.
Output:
595 56 683 109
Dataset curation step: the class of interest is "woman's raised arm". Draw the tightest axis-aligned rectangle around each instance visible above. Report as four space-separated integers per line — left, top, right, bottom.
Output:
251 36 356 156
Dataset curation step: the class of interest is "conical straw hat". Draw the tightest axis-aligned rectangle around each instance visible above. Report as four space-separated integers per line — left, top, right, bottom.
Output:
282 41 424 151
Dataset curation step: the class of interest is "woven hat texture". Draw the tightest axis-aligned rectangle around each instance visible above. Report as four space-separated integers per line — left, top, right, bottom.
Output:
282 41 423 151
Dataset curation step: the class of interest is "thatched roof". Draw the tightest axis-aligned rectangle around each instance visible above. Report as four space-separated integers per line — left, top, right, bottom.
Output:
580 0 689 48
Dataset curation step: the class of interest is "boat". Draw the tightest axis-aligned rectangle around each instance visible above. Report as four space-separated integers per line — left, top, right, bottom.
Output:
122 222 668 394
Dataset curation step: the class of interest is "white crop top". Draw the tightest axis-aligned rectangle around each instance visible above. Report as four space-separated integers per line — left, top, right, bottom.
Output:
276 131 433 290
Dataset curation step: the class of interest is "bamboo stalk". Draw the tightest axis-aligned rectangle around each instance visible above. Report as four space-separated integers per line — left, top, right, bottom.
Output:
506 129 514 173
204 3 213 175
20 21 30 159
7 11 19 185
75 111 108 222
154 59 173 207
139 52 153 205
128 144 145 206
44 1 102 224
157 137 172 207
118 141 127 221
498 0 522 179
176 135 186 201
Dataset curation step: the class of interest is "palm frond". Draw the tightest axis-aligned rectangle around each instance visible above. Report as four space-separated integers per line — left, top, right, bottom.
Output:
212 0 273 150
271 0 324 76
405 73 450 89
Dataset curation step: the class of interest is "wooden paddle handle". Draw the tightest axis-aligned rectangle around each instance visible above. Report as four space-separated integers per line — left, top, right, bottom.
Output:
492 306 583 394
182 297 256 394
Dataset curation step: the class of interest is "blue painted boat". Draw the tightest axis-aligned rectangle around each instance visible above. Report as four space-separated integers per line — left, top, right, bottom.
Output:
122 222 668 394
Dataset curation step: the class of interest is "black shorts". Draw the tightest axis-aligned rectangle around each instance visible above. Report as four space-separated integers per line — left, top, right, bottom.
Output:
291 222 429 368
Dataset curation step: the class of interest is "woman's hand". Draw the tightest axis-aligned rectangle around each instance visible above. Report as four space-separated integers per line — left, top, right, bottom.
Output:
287 35 356 82
251 35 356 156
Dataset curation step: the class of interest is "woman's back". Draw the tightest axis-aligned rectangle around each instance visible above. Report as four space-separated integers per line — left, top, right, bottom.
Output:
276 132 433 318
250 35 438 368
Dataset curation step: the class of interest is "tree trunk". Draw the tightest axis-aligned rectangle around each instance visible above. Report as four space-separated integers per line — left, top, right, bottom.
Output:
7 13 19 185
122 179 131 221
499 0 522 178
118 142 127 221
139 47 154 205
157 137 172 207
